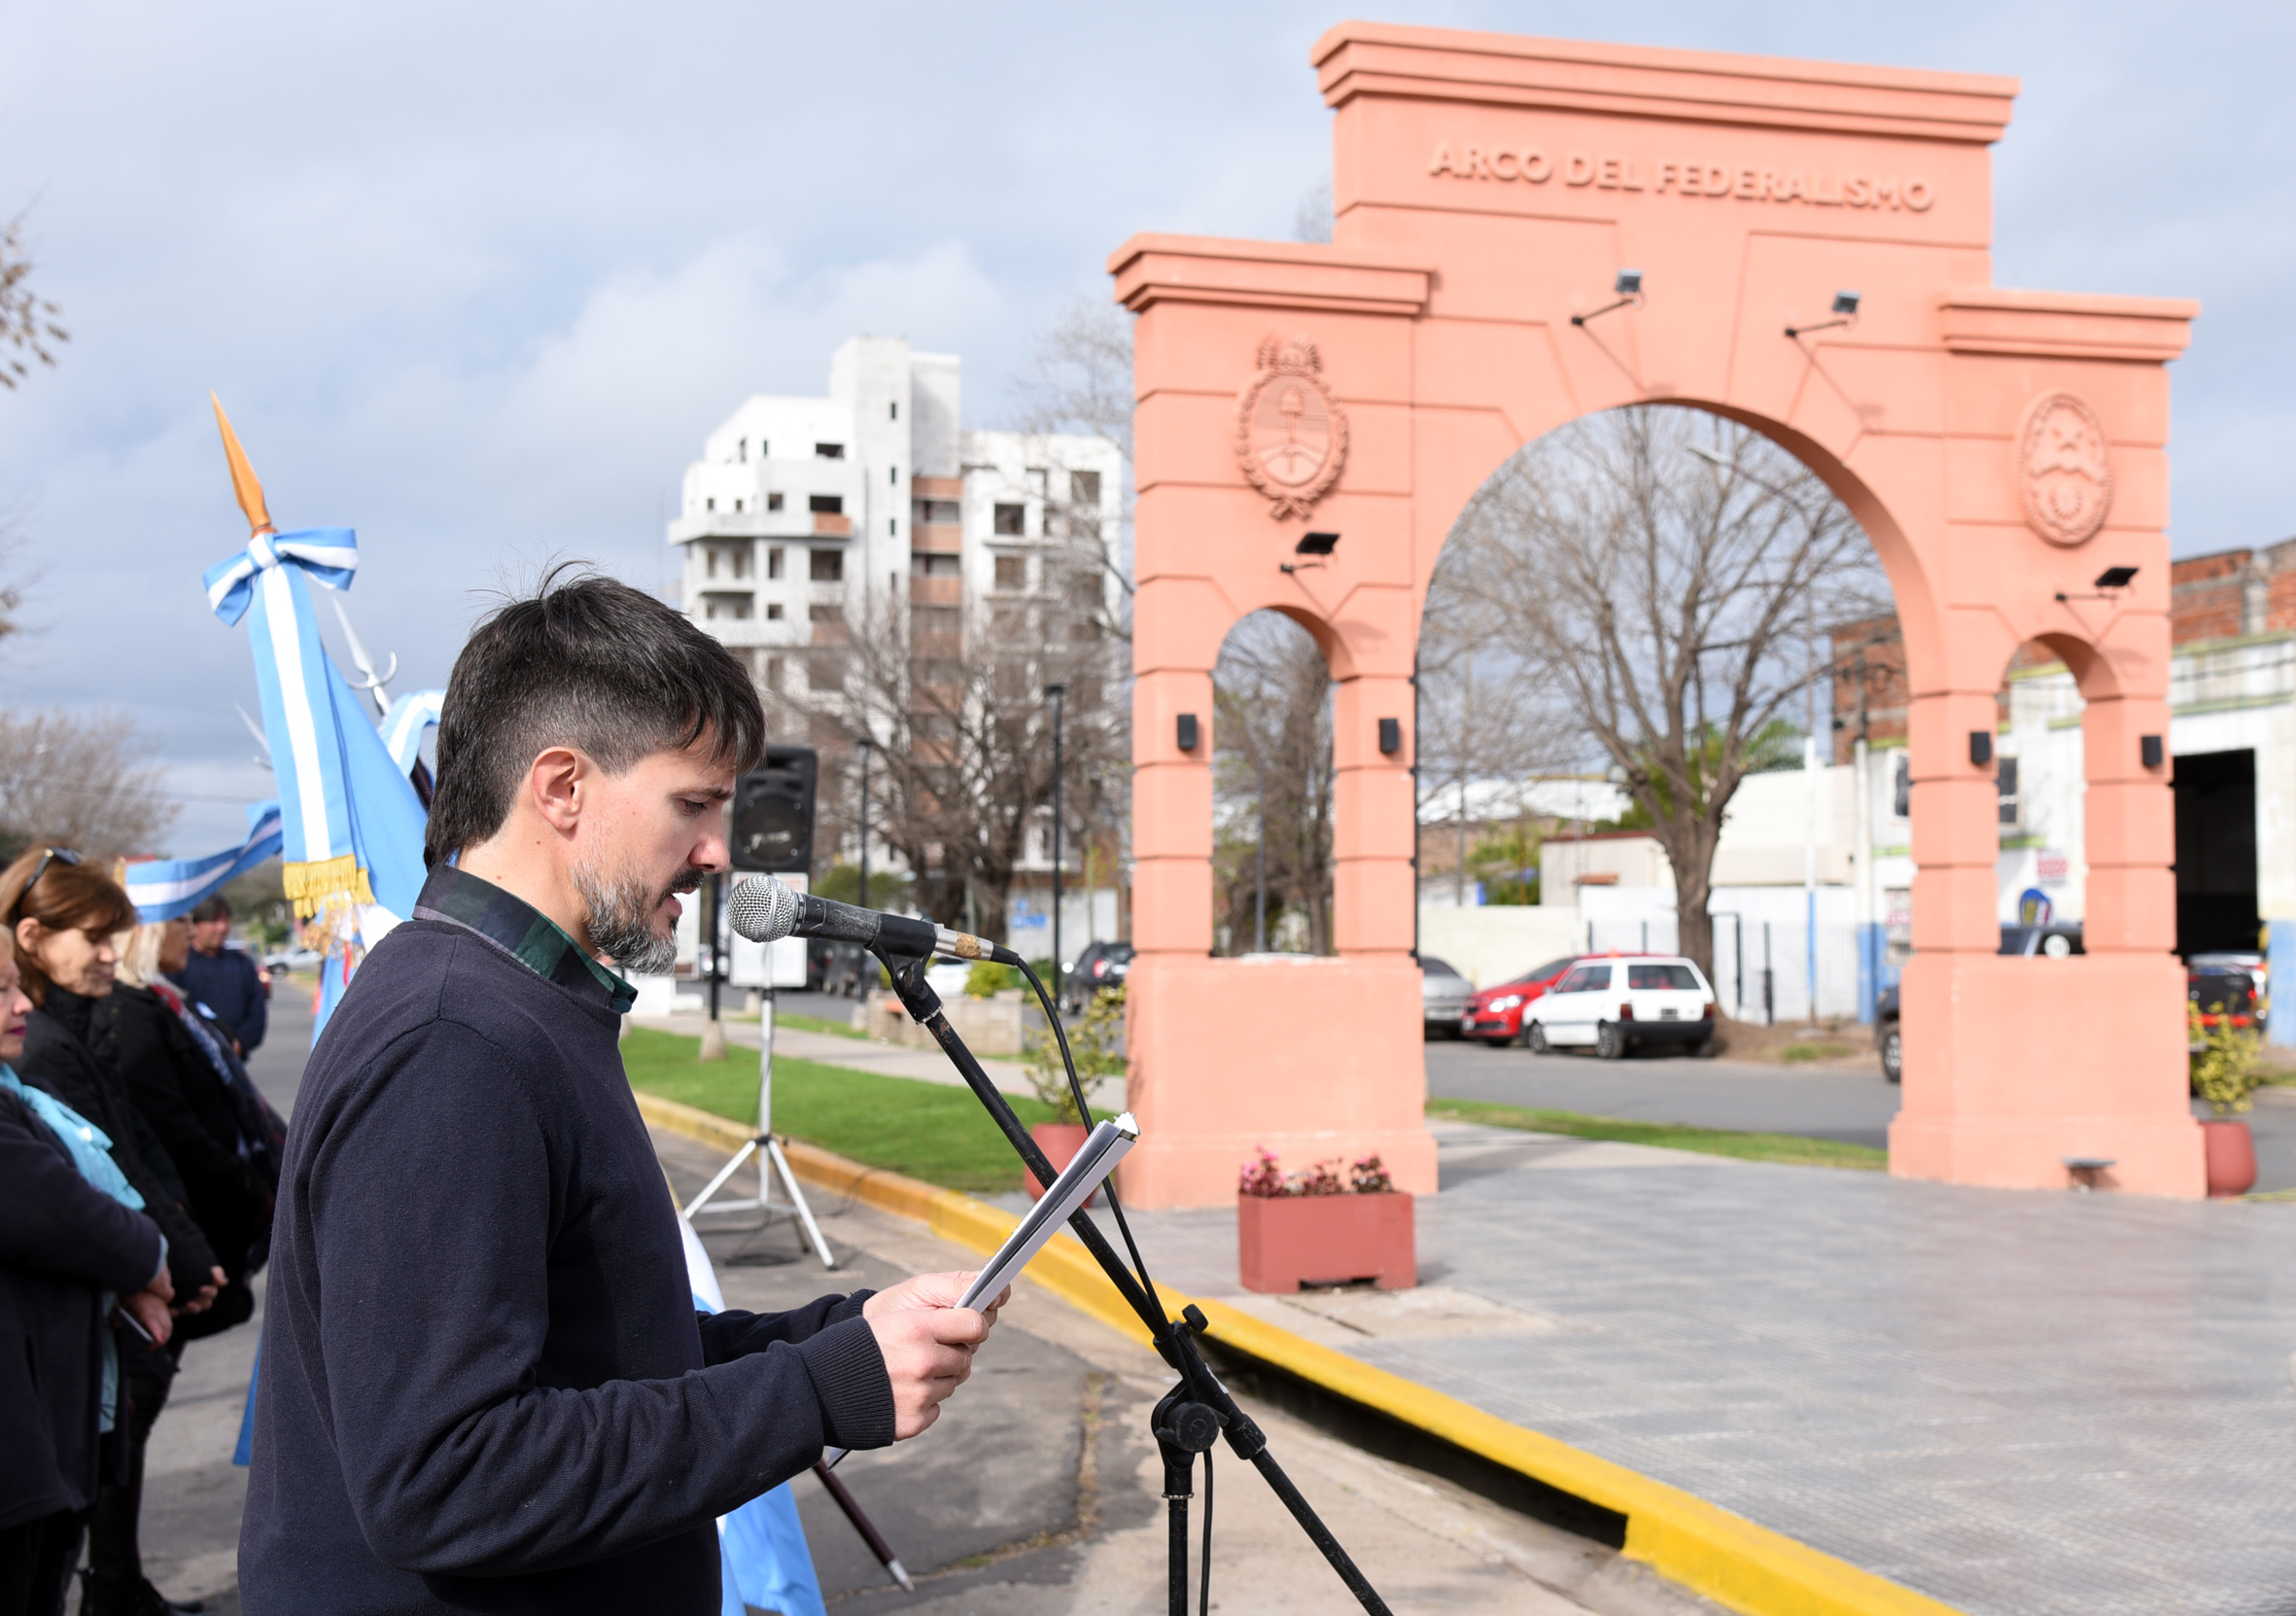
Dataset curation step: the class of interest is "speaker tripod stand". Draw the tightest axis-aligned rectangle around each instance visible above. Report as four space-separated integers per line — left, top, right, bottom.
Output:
683 985 836 1269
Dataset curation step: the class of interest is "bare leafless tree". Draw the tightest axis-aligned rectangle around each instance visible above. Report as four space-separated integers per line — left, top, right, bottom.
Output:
1430 406 1887 978
1412 568 1587 899
1 213 67 390
0 708 178 861
808 576 1126 941
1293 181 1333 245
1213 613 1337 954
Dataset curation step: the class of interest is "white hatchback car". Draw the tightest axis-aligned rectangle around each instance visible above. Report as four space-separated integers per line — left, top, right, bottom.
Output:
1524 955 1717 1060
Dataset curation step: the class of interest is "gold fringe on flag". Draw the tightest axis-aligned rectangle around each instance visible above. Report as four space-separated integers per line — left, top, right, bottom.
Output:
282 855 374 919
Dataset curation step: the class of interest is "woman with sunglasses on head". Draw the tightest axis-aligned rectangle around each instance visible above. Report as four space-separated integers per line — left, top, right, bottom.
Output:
99 914 278 1345
3 850 224 1616
0 928 174 1616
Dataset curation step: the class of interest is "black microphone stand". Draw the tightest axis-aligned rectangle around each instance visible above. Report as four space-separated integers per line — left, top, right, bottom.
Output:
872 948 1392 1616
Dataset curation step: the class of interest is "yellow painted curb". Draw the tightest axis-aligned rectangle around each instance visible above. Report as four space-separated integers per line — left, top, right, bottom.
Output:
635 1088 1963 1616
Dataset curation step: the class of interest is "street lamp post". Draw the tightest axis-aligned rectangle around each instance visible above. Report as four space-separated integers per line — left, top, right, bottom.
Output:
1045 683 1068 998
1255 751 1269 954
855 737 872 909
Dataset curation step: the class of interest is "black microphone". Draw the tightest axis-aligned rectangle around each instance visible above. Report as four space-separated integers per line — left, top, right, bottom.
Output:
725 875 1016 964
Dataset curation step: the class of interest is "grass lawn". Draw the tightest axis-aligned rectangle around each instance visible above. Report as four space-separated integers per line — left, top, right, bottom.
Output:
622 1028 1071 1194
777 1010 862 1039
1427 1097 1888 1171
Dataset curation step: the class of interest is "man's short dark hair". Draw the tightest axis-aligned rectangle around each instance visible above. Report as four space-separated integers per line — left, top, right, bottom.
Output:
191 895 233 924
426 570 766 866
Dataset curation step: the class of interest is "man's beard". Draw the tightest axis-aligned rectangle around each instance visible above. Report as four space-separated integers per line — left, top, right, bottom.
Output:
573 852 702 976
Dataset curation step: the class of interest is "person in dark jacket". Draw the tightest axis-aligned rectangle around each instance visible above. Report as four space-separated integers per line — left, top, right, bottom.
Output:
103 916 271 1340
168 897 264 1056
0 914 173 1616
5 852 225 1616
242 575 1005 1616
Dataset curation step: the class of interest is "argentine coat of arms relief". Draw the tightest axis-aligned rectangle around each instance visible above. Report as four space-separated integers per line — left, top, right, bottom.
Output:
2019 392 2114 546
1235 334 1348 520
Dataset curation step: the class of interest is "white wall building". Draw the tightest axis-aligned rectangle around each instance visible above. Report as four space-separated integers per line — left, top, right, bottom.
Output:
668 335 1123 705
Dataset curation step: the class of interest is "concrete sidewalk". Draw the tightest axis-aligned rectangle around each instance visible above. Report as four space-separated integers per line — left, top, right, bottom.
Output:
1100 1119 2296 1616
655 1124 1719 1616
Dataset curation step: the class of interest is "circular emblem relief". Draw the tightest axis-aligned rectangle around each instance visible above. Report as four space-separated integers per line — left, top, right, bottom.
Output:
2019 393 2113 546
1235 334 1348 520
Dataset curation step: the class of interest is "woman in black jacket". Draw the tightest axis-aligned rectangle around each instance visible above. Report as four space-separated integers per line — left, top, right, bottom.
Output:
101 917 272 1340
0 919 173 1616
6 851 222 1616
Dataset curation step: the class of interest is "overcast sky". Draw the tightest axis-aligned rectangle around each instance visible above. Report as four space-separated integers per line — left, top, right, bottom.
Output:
3 1 2288 854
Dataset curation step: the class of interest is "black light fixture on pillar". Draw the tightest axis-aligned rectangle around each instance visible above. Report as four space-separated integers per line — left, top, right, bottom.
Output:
2057 565 2139 603
1571 268 1644 327
1044 682 1068 997
1280 532 1339 576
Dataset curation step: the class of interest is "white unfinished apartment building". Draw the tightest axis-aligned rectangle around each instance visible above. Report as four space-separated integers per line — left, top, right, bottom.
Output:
668 335 1122 703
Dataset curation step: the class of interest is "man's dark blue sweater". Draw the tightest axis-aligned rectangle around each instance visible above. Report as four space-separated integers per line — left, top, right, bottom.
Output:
239 865 894 1614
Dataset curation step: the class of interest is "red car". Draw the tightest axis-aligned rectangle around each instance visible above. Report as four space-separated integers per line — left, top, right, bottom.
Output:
1461 955 1591 1046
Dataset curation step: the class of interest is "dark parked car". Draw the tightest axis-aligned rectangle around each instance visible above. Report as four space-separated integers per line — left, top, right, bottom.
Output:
1874 922 2093 1081
2188 964 2259 1036
1419 956 1475 1038
1061 941 1135 1013
1875 984 1902 1083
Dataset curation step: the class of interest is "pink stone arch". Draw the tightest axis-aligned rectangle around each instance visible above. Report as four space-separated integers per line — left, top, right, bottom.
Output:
1113 24 2201 1206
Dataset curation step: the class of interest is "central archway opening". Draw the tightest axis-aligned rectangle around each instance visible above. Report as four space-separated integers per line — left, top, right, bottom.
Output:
1414 404 1898 1056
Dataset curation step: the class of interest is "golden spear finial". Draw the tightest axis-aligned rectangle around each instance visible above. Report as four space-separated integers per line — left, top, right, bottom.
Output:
210 393 276 537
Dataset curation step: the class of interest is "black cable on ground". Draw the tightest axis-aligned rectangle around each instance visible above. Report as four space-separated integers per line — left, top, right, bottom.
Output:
1200 1448 1214 1616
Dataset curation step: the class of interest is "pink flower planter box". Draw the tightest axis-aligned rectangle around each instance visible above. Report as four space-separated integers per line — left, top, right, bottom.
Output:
2202 1118 2256 1198
1237 1192 1415 1293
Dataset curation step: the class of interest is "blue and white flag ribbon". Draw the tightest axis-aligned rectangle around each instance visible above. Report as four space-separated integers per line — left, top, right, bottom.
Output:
379 688 445 774
677 1214 828 1616
122 800 284 922
202 529 359 627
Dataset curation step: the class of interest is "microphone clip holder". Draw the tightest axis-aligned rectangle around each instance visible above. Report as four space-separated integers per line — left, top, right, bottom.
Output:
868 944 1391 1615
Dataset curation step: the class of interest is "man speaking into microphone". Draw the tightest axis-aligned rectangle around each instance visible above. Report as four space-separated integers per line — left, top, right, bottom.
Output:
240 571 1002 1614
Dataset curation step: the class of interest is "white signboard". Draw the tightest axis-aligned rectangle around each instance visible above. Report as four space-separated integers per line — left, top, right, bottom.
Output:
727 872 810 989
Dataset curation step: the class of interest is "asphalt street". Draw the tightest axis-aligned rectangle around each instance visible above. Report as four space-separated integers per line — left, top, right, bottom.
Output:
1423 1034 2296 1193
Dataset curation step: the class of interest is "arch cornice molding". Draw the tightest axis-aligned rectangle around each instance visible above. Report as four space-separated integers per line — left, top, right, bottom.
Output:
1109 235 1433 318
1311 22 2018 143
1938 288 2198 362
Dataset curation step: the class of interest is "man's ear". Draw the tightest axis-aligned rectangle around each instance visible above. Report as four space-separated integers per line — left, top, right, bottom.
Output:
527 747 590 836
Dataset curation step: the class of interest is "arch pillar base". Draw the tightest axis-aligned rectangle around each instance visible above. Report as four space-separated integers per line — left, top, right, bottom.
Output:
1119 953 1438 1209
1888 952 2204 1197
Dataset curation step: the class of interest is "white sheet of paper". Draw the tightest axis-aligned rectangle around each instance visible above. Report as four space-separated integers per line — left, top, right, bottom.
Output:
960 1112 1139 1311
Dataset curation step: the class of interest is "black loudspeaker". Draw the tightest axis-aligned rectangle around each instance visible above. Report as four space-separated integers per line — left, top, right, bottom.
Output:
731 746 818 872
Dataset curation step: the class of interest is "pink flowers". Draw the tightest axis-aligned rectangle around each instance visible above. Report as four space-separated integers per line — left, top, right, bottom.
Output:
1237 1148 1394 1198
